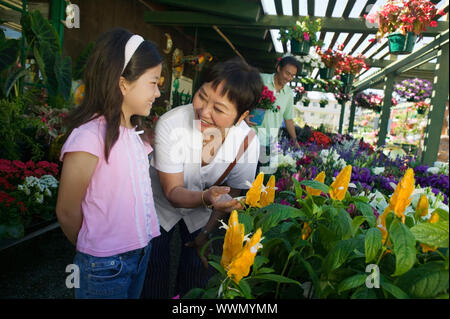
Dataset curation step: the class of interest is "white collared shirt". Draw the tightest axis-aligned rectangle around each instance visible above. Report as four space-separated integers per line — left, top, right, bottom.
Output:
150 104 260 233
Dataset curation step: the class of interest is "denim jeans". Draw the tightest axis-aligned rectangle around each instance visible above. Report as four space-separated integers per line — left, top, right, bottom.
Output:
73 242 152 299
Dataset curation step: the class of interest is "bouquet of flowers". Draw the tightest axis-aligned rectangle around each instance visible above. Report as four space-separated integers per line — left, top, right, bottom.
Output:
355 92 384 112
256 86 279 112
337 54 370 75
415 101 430 113
296 50 325 71
394 78 433 102
316 46 345 69
278 16 322 45
365 0 445 41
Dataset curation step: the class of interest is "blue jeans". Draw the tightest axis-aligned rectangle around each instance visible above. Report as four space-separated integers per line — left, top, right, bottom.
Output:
73 242 152 299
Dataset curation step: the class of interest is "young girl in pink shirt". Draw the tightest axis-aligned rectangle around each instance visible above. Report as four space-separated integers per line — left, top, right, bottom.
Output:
56 28 162 299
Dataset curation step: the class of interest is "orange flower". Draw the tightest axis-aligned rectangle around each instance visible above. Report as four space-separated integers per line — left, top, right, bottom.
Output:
329 165 352 201
377 206 391 245
227 228 263 284
415 194 429 218
420 211 440 253
220 210 245 270
306 171 325 196
301 222 312 240
260 175 276 207
389 168 415 223
245 172 264 207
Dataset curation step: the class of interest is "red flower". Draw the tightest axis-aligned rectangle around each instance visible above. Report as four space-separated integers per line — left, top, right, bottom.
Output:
429 20 438 27
12 160 26 169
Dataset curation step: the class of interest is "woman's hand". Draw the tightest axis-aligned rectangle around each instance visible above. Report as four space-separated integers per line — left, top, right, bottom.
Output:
204 187 243 213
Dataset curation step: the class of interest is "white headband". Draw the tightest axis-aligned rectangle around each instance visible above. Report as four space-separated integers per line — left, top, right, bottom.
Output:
122 34 144 73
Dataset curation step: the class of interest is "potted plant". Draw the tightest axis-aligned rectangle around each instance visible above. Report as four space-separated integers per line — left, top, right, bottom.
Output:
249 86 279 125
355 92 384 113
279 16 322 56
296 50 325 76
319 98 328 108
316 46 345 80
415 101 430 114
334 91 351 105
300 77 315 91
294 86 305 104
365 0 445 54
394 78 433 102
337 53 369 85
302 96 310 107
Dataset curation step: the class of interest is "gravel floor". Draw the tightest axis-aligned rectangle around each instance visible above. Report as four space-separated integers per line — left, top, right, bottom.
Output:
0 225 181 299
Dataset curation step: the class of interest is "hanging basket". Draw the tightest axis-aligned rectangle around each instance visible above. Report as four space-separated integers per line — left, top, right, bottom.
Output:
302 83 314 91
319 67 335 80
340 73 355 85
388 32 417 55
249 108 266 126
291 39 311 56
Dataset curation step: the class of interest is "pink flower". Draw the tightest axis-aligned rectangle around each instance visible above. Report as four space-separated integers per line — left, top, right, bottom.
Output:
303 32 310 42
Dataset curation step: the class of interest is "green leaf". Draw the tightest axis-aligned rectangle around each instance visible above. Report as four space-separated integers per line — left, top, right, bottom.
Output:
252 255 269 271
365 228 382 263
256 204 303 233
389 219 417 276
3 67 27 97
251 274 301 286
297 255 322 298
238 279 253 299
434 208 449 222
396 262 449 298
337 274 367 294
299 180 329 194
54 54 72 101
208 261 227 277
238 212 254 234
183 288 205 299
330 208 353 240
323 238 358 274
72 42 94 80
350 287 377 299
292 177 303 200
29 10 61 53
380 277 409 299
410 221 449 248
256 267 275 274
351 216 366 236
355 201 376 228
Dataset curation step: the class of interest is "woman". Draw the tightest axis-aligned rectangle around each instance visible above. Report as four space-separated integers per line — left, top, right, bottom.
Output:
142 58 263 298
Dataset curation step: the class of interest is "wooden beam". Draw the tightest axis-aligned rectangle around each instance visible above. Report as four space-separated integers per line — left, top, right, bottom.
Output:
325 0 337 17
274 0 283 15
328 32 340 50
368 42 388 59
307 0 315 16
348 33 369 55
342 0 356 18
292 0 299 16
221 28 268 39
143 12 448 35
145 0 261 22
359 0 376 17
360 39 378 56
340 33 354 50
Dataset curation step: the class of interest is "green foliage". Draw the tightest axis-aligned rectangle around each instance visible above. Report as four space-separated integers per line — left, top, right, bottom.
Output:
278 16 322 45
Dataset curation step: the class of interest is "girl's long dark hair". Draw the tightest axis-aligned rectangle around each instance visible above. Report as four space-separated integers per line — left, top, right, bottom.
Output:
64 28 162 162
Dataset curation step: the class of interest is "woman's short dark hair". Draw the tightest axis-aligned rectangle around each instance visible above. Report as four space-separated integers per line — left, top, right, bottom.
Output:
202 58 264 119
276 56 301 73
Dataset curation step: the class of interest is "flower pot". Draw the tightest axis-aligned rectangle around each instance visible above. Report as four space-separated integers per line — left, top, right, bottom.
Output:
249 108 266 126
319 67 334 80
388 32 417 55
302 83 314 91
340 73 355 85
294 94 302 104
291 39 311 56
319 103 327 108
417 108 426 114
302 101 310 107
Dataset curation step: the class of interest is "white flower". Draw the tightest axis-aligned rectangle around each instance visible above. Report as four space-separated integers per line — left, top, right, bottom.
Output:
427 167 439 175
35 193 44 204
372 167 385 175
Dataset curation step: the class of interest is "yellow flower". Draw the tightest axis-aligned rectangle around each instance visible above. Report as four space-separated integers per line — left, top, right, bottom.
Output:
389 168 415 223
301 222 312 240
220 210 245 269
377 206 390 245
260 175 276 207
306 171 325 196
415 194 429 219
420 211 440 253
227 228 263 284
329 165 352 201
245 172 264 207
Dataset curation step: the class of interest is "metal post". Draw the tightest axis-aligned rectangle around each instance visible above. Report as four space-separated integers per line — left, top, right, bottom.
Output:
348 98 357 133
421 41 450 165
338 101 346 134
377 74 394 148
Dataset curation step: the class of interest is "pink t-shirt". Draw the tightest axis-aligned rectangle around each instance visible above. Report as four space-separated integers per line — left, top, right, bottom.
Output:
60 116 160 257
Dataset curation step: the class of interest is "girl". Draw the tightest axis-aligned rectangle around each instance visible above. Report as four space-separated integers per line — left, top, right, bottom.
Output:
56 28 162 299
141 58 263 298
